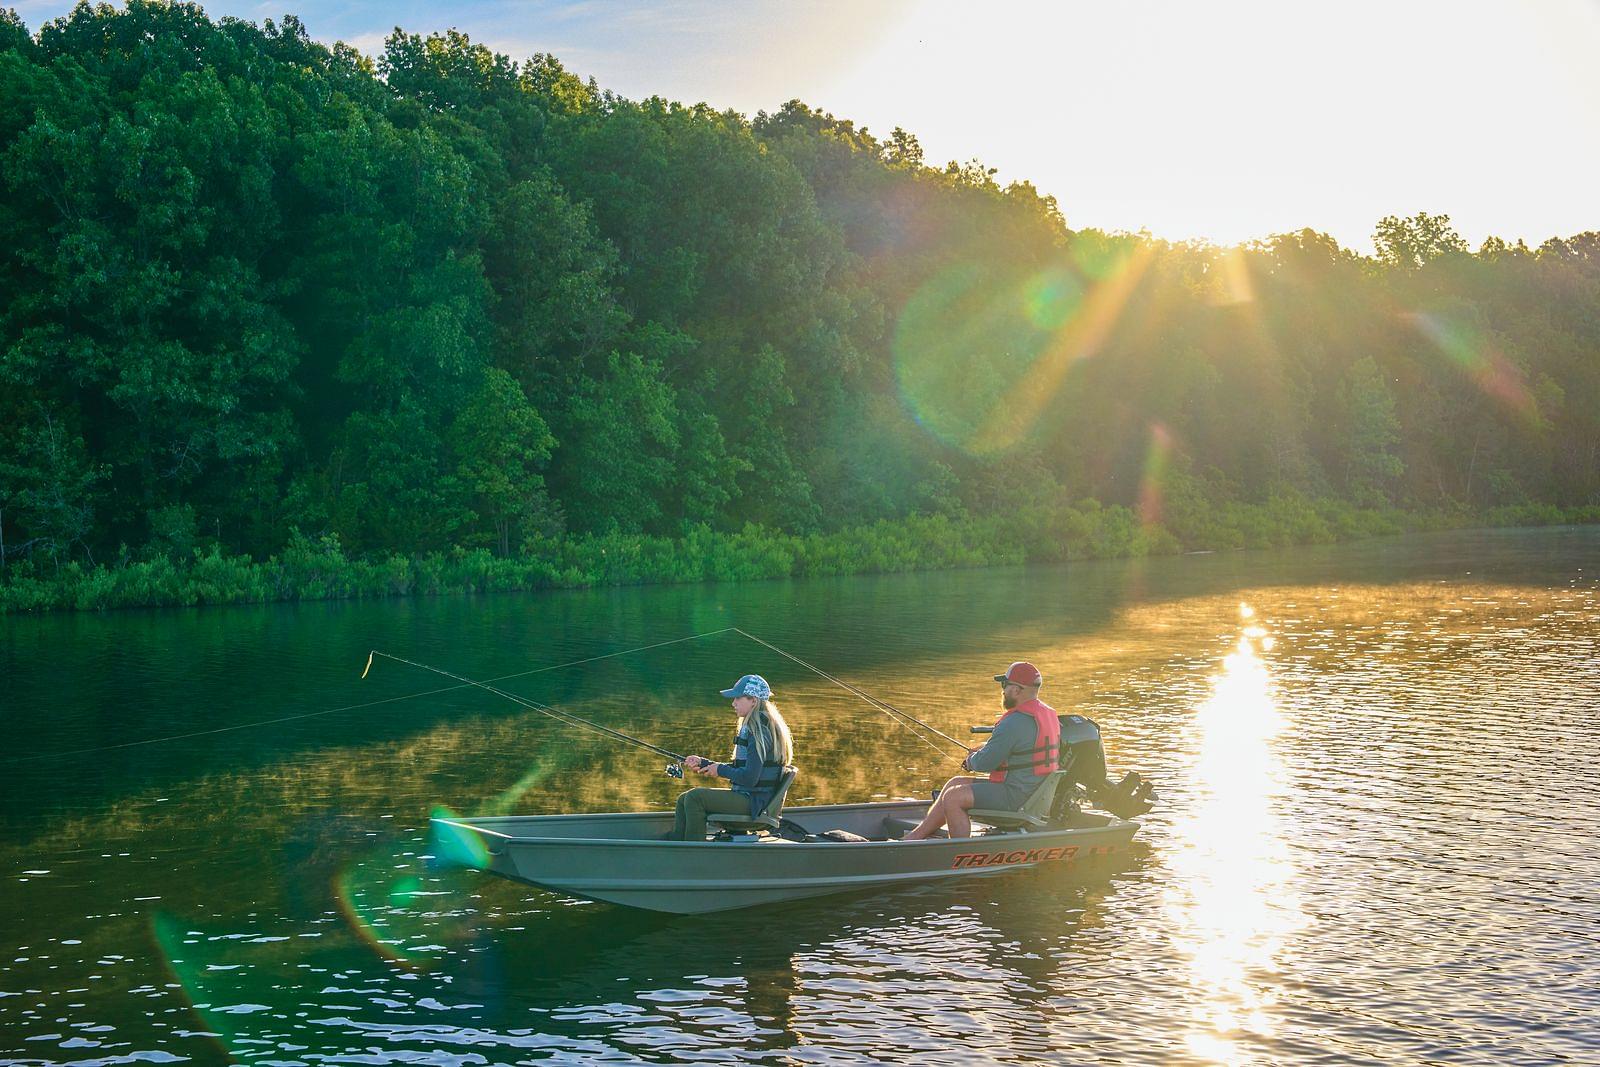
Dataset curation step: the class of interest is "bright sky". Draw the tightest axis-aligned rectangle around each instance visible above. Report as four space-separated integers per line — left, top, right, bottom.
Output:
16 0 1600 251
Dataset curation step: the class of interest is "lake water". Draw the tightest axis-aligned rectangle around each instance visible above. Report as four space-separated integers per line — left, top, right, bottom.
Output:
1 526 1597 1065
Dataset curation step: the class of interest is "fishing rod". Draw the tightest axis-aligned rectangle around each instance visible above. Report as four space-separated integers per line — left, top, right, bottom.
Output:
733 628 971 762
363 651 694 778
368 630 975 781
2 628 737 767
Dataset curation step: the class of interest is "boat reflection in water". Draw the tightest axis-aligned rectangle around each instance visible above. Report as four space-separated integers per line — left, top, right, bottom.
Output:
1166 605 1305 1064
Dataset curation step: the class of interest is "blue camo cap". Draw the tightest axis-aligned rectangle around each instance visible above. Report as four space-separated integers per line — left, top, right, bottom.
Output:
720 674 771 700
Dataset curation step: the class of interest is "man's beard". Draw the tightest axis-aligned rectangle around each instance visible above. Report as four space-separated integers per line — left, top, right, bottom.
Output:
1002 692 1019 710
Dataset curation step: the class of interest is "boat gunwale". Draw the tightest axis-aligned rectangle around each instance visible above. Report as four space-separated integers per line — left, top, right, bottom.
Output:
432 806 1139 850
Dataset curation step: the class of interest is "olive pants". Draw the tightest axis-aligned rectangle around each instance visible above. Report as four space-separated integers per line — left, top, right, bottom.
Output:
671 787 753 840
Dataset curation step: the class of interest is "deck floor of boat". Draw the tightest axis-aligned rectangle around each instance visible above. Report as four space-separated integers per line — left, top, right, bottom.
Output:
710 814 1062 844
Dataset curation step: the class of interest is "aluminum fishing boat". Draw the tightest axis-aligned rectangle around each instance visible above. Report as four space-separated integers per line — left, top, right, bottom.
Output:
432 798 1140 915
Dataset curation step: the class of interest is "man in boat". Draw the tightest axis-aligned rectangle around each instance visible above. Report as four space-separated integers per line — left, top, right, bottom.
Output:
902 661 1060 840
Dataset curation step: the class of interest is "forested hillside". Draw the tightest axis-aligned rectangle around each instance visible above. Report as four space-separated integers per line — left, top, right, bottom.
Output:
2 3 1597 606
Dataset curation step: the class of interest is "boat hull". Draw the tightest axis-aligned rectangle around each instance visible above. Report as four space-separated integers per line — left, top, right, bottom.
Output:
433 800 1140 914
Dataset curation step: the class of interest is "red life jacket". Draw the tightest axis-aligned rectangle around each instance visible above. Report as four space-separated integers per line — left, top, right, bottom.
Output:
988 698 1061 783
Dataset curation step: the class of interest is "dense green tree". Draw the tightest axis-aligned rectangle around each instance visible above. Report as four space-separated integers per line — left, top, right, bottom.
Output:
1374 211 1469 270
0 408 105 564
1 4 1596 582
447 368 556 553
1340 356 1405 504
481 170 626 409
1 1 300 556
555 349 682 533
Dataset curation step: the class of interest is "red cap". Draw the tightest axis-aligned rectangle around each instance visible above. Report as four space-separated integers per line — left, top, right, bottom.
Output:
993 661 1043 686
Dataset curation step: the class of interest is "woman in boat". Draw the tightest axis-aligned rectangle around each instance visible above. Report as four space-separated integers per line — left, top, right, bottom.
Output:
669 674 794 840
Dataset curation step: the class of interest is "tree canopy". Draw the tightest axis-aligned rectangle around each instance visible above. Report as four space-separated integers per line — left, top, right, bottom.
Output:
2 3 1597 571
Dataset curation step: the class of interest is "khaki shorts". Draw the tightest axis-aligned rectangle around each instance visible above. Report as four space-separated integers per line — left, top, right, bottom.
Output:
969 778 1030 811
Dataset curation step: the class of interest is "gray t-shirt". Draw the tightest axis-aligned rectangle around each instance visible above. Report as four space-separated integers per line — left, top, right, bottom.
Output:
965 707 1053 807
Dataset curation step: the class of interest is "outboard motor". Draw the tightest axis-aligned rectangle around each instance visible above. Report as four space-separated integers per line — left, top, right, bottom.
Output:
1058 714 1156 819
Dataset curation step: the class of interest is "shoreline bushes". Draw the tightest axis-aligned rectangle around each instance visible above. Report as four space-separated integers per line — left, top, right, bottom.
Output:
4 503 1594 615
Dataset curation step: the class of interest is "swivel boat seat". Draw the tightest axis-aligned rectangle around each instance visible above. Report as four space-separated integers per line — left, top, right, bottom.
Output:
705 767 798 839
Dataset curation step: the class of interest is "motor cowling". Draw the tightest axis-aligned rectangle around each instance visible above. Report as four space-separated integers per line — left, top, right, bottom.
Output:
1058 715 1156 819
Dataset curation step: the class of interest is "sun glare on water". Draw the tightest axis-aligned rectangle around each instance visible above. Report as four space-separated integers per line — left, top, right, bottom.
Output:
1165 605 1305 1064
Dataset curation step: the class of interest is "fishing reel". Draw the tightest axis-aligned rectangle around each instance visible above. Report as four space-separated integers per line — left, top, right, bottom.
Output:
665 762 684 779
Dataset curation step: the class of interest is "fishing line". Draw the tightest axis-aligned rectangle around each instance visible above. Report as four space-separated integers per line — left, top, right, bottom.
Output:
732 627 970 762
364 651 686 762
14 623 973 770
4 627 734 765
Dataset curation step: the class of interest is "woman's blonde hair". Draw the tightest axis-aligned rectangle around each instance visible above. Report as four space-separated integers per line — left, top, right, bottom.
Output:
734 698 794 767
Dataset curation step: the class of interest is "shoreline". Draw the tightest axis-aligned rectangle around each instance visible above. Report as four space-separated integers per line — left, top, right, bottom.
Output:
3 499 1594 615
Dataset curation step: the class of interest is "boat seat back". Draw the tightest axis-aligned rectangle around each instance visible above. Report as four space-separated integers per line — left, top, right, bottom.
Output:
706 767 797 835
969 769 1071 832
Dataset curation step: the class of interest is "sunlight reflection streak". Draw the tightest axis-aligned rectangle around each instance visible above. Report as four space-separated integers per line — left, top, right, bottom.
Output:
1167 608 1304 1065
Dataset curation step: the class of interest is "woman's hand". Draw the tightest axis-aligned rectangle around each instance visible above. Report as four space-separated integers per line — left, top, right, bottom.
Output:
685 755 718 777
